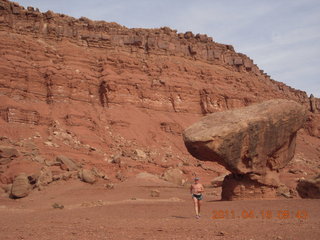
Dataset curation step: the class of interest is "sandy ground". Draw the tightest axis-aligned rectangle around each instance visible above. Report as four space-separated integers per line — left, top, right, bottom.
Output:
0 177 319 240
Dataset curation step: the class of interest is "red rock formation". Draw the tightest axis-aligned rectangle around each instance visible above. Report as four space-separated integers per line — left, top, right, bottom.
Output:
0 0 310 113
0 0 319 198
183 100 307 200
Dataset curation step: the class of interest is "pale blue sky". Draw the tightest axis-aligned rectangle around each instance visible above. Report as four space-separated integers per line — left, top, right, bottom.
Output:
15 0 320 97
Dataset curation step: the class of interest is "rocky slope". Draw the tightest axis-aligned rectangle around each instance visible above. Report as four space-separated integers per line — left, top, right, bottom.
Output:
0 0 319 198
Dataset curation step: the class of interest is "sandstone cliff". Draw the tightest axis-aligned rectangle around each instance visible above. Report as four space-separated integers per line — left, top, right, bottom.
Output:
0 0 319 195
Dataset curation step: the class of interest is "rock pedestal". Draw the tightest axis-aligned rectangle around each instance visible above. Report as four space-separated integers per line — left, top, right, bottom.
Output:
183 99 307 200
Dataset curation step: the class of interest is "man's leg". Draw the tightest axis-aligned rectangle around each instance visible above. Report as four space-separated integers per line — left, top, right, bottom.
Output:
193 197 199 216
198 200 202 216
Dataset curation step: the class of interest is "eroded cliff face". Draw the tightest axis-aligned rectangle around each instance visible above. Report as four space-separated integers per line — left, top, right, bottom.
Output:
0 0 319 191
0 0 310 111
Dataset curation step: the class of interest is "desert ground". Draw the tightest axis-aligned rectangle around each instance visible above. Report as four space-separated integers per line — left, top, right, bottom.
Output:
1 176 319 240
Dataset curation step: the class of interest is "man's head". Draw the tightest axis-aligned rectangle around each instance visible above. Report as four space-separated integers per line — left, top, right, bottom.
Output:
194 177 200 183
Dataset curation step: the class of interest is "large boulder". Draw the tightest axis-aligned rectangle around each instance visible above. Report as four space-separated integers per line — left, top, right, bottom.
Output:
11 173 31 198
183 99 307 200
296 174 320 199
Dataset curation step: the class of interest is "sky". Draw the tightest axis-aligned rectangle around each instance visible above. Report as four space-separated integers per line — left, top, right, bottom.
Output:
15 0 320 97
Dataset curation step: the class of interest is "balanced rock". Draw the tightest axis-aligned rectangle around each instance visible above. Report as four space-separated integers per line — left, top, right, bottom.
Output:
11 173 31 198
296 174 320 199
183 99 307 200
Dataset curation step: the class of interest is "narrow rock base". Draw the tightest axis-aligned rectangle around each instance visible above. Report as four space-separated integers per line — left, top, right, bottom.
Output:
221 174 277 200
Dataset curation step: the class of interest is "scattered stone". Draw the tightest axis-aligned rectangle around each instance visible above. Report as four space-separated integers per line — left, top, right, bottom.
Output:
34 132 41 138
92 167 108 179
150 189 160 197
89 146 97 152
0 146 19 157
115 172 126 181
37 167 53 187
276 184 293 198
102 175 109 180
111 154 121 164
81 200 105 208
52 203 64 209
32 156 45 164
296 174 320 199
288 169 303 174
63 171 77 180
45 160 61 167
0 146 19 165
56 155 78 171
52 175 61 181
79 169 96 184
162 168 185 185
134 149 147 159
216 231 226 236
105 183 114 190
44 141 59 147
11 173 31 198
22 142 38 151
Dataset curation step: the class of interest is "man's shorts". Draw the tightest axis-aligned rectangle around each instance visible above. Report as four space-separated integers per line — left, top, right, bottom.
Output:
192 193 203 200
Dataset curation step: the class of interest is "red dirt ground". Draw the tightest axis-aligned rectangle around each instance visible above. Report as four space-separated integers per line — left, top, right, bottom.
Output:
0 176 319 240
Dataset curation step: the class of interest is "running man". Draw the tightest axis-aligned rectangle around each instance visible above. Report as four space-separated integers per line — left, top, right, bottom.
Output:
190 177 204 219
